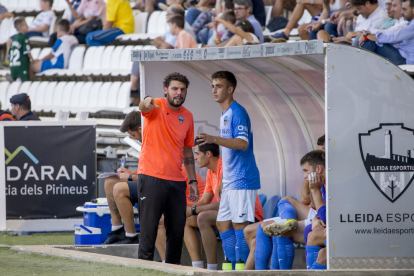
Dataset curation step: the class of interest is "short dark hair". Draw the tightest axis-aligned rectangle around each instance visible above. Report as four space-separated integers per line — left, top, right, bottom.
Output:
163 72 190 88
57 19 70 32
222 11 236 24
14 17 26 30
236 20 254 33
225 0 234 10
403 0 414 7
171 7 185 17
195 138 220 157
317 135 325 146
234 0 253 12
20 99 31 111
300 150 325 169
120 111 142 132
211 71 237 91
42 0 54 7
168 14 185 29
350 0 378 6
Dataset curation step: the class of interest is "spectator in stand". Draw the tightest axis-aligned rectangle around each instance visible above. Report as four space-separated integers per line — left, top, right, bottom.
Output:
49 0 106 46
318 0 387 44
271 0 324 40
189 0 234 44
8 18 33 83
0 4 13 24
206 10 236 47
31 20 79 73
144 0 185 18
154 4 196 49
186 0 217 25
0 102 14 121
271 0 296 18
231 0 263 42
86 0 134 46
301 0 347 40
359 0 414 64
215 18 260 45
168 15 199 48
5 0 56 67
10 93 40 121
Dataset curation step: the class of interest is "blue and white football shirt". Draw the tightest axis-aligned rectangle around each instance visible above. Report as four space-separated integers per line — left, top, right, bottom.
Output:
220 101 260 190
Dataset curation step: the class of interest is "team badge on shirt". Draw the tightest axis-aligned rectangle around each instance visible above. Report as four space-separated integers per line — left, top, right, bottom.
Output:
224 116 228 126
179 116 184 124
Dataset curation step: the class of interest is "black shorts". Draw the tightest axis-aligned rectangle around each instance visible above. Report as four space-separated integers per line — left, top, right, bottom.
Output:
127 181 138 205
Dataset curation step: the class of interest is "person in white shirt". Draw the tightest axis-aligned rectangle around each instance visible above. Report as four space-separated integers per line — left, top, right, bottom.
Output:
5 0 56 66
359 0 407 42
30 19 79 73
346 0 388 44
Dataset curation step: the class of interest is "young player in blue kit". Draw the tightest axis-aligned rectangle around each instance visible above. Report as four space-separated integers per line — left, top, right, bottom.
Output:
197 71 260 270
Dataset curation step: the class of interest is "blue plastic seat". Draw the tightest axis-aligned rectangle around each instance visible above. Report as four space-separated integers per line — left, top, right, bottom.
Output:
258 193 267 207
262 195 282 220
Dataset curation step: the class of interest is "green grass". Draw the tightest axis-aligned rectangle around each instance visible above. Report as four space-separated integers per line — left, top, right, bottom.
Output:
0 232 74 246
0 233 169 276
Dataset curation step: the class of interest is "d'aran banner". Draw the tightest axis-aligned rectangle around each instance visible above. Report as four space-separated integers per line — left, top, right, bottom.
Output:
3 123 96 219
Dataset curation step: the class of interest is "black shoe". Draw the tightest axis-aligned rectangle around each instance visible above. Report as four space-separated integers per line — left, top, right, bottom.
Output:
103 227 125 244
115 235 139 244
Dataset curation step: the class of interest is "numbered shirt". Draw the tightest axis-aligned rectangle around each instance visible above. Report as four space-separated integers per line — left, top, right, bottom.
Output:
219 101 260 190
9 33 30 69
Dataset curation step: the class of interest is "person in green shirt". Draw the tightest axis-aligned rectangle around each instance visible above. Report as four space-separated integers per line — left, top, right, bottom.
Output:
9 17 33 82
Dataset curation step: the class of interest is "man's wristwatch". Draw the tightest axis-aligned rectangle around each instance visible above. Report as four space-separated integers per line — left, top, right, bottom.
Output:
189 179 198 185
128 175 133 181
191 206 197 216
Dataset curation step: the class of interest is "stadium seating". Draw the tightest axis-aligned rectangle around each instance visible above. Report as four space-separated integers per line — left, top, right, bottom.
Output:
262 195 282 219
259 193 268 207
0 80 133 115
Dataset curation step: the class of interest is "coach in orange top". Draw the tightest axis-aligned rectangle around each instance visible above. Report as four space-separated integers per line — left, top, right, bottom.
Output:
138 72 199 264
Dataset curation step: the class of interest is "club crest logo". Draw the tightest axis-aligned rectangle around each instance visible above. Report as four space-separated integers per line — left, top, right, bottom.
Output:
223 116 228 126
179 116 184 124
359 123 414 203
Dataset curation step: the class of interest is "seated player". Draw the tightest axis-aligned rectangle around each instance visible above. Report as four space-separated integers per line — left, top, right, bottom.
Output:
242 135 325 270
181 139 263 270
30 19 78 73
303 151 327 270
103 111 142 244
260 150 326 270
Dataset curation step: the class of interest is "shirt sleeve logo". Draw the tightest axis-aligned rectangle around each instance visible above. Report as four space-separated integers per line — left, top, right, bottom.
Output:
179 116 184 124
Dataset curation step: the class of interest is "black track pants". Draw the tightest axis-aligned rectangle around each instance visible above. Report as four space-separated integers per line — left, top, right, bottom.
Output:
137 174 187 264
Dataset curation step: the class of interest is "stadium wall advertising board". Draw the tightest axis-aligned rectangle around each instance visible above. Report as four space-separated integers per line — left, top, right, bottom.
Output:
0 122 96 221
326 44 414 268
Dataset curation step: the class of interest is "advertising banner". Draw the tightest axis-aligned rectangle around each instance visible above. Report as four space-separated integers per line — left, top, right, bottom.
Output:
326 45 414 269
4 125 96 219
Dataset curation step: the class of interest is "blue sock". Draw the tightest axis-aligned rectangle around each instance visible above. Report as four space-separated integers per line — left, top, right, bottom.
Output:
254 224 272 270
310 262 327 270
219 229 237 270
306 245 323 269
235 229 249 263
276 236 295 270
277 200 297 220
270 236 279 270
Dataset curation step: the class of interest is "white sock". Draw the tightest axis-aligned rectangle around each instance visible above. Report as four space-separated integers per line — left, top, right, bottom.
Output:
192 261 204 268
162 260 166 263
207 263 217 270
112 225 123 231
125 232 138 237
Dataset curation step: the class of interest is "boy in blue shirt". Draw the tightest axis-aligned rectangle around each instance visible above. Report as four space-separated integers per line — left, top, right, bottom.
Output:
197 71 260 270
30 19 78 73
